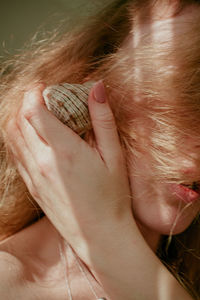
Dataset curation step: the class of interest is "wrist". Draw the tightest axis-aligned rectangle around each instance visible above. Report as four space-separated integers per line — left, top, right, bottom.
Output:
68 210 139 276
86 211 139 271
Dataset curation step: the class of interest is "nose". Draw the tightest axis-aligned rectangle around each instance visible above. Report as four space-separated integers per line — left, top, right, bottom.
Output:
179 158 199 176
174 137 200 178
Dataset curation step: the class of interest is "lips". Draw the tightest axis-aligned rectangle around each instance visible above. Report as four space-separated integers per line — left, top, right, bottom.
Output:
170 183 200 204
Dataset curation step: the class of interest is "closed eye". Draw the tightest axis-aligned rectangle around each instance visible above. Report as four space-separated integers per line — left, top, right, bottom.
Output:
182 181 200 191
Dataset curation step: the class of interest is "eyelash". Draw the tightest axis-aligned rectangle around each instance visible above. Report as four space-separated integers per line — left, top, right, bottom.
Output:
182 182 200 191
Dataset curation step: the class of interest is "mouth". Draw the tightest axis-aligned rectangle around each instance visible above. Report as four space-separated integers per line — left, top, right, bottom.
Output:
170 181 200 204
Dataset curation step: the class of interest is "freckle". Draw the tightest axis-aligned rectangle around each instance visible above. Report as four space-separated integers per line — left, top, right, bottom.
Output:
46 93 51 100
57 101 64 107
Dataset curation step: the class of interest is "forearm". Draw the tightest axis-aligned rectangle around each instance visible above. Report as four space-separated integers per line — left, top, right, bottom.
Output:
89 216 193 300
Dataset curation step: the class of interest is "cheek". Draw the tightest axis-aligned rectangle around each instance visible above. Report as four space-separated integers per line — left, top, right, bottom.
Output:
128 154 160 223
128 155 200 235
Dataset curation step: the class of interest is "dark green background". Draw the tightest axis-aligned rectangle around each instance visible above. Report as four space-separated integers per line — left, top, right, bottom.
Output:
0 0 109 59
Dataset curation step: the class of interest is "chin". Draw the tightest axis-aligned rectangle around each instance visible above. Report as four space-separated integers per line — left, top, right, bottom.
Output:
132 192 199 238
156 218 195 236
131 181 200 237
137 206 199 236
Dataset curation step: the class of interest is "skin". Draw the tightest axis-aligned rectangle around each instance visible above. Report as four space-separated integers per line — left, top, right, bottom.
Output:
0 3 199 299
0 82 132 299
0 82 196 300
124 2 200 248
0 217 107 300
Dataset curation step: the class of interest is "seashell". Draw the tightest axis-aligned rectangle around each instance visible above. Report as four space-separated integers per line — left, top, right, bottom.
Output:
42 81 95 136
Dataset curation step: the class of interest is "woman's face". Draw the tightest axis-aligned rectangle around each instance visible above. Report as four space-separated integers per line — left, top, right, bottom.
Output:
128 142 200 236
127 114 200 246
125 3 200 240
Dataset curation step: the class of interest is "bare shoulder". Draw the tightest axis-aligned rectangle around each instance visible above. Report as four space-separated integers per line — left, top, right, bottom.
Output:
0 250 24 272
0 219 47 299
0 251 25 299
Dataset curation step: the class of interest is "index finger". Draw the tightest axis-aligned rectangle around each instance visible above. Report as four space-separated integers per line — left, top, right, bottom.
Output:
21 87 84 151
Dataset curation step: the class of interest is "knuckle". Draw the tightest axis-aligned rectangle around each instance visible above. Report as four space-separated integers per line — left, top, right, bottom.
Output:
22 109 35 121
22 176 39 199
94 113 116 130
21 105 38 121
6 118 16 135
29 185 39 200
56 143 78 163
37 156 52 177
21 91 41 120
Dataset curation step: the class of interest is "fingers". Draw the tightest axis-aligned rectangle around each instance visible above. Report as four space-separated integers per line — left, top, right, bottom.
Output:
88 81 125 171
17 105 51 168
6 118 45 200
13 156 39 199
20 87 84 152
6 118 37 179
14 83 125 176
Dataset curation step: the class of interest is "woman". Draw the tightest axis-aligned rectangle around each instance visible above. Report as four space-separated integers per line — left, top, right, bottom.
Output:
0 0 200 299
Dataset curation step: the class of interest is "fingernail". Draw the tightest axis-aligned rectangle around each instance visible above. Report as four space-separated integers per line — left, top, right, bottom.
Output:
93 81 106 103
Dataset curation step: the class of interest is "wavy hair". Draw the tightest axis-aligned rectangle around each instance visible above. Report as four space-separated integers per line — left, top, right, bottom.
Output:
0 0 199 298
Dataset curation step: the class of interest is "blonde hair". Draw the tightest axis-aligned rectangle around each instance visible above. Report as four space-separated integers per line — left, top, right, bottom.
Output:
0 0 199 297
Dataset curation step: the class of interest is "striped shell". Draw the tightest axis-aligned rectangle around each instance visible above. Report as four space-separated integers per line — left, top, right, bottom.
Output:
42 81 95 135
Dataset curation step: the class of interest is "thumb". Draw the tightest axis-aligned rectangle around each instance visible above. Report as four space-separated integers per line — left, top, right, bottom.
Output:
88 81 124 170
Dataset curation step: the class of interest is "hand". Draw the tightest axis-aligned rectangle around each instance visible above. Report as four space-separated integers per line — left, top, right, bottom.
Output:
6 81 133 264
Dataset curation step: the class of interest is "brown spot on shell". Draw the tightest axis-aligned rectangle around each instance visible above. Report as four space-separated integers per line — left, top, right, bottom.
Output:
42 81 95 136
